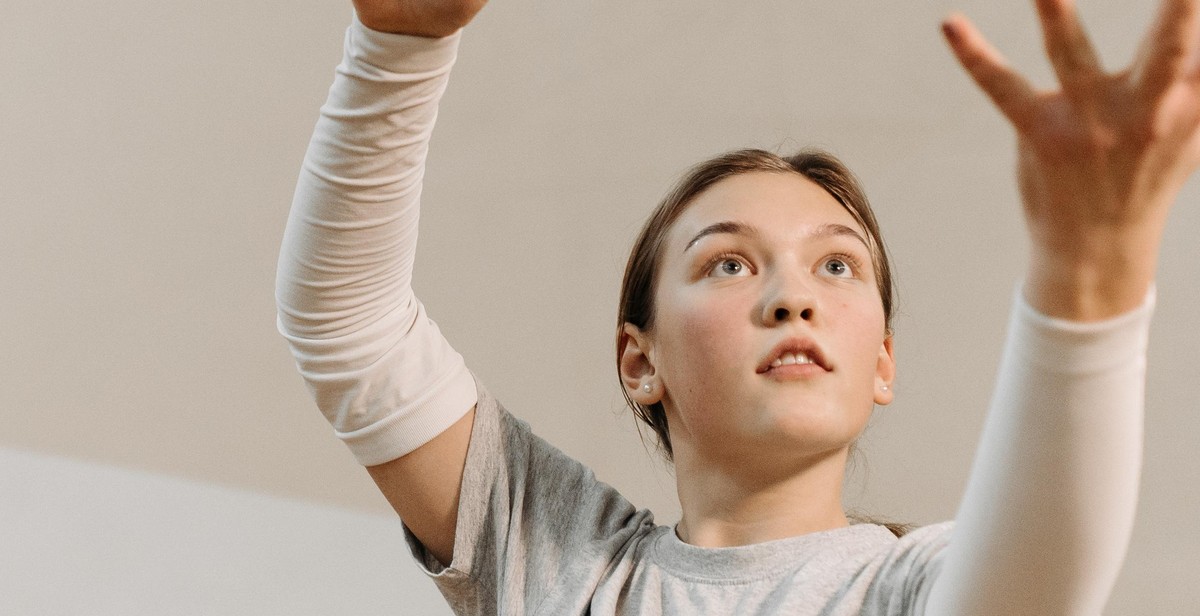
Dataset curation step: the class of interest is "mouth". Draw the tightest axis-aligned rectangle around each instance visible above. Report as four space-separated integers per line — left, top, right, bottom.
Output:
756 338 831 375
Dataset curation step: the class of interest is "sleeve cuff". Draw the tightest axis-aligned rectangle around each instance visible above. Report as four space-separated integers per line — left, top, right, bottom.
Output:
347 13 461 76
337 366 479 467
1009 284 1156 375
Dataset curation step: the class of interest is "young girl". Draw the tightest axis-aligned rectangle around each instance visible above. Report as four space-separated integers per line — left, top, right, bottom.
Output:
276 0 1200 613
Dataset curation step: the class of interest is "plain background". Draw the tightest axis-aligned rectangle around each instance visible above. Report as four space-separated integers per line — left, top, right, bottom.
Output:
2 0 1197 613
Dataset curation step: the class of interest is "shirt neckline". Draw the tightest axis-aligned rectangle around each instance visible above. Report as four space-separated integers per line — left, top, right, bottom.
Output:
651 522 896 582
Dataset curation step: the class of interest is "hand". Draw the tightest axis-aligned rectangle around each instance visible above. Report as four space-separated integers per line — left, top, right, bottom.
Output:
943 0 1200 319
352 0 488 37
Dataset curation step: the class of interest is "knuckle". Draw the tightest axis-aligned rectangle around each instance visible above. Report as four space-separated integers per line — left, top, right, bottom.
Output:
1038 122 1117 161
1121 125 1154 152
1083 124 1120 152
1154 37 1189 65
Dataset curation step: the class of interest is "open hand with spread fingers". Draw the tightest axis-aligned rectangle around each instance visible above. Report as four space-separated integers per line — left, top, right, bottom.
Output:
943 0 1200 320
352 0 488 37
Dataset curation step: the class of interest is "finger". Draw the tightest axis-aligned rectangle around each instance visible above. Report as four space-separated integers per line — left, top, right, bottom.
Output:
1133 0 1200 98
943 14 1040 133
1034 0 1105 85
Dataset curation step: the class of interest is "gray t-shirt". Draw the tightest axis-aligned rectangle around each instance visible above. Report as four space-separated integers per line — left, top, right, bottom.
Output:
281 19 1154 614
405 382 952 615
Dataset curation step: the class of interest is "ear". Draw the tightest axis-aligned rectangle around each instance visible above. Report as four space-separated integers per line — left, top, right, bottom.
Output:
873 335 896 406
619 322 662 405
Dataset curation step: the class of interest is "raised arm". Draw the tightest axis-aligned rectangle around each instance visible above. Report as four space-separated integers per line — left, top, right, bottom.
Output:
927 1 1200 613
275 0 487 566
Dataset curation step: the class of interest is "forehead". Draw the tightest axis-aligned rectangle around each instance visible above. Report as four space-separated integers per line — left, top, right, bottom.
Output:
667 172 864 247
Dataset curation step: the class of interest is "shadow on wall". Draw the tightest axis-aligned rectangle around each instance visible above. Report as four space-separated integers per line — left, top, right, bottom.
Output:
0 448 450 616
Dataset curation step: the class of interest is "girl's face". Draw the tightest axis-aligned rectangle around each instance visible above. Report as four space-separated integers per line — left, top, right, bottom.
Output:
627 172 895 467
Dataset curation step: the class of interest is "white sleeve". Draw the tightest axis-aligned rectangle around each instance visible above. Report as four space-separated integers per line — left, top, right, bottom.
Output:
274 17 477 467
925 288 1154 614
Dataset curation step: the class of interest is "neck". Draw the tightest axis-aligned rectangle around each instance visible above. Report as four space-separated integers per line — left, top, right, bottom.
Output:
672 444 851 548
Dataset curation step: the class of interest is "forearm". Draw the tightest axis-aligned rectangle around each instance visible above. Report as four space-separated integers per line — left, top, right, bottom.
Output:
275 17 475 465
926 288 1153 615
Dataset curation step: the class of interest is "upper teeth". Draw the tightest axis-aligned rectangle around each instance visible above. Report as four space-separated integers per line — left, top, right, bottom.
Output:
772 352 813 368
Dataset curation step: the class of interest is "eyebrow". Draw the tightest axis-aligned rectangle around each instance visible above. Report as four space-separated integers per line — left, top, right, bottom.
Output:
684 221 758 252
810 223 871 251
683 221 870 253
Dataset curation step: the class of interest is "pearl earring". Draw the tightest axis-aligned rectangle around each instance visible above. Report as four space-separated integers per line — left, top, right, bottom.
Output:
881 384 890 392
642 382 653 393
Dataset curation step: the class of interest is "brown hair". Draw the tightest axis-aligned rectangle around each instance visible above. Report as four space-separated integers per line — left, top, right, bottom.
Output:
616 148 896 460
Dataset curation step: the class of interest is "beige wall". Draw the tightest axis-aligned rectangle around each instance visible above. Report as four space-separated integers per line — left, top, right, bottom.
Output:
2 0 1196 613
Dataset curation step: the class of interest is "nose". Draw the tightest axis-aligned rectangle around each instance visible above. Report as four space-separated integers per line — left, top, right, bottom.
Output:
760 269 816 327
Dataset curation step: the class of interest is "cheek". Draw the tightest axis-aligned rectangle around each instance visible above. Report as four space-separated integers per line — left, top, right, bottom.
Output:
836 298 888 378
679 301 738 349
656 290 750 383
654 295 751 441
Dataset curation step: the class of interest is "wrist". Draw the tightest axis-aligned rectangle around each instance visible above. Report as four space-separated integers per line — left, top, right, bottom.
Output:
1022 237 1158 322
353 1 482 38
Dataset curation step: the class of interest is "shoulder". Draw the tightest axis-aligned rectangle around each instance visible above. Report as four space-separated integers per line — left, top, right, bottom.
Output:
412 379 658 612
469 382 651 533
894 521 955 549
877 521 955 573
860 521 955 612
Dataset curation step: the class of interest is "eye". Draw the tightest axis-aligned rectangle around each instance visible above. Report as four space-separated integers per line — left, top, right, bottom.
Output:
820 255 857 278
706 254 751 278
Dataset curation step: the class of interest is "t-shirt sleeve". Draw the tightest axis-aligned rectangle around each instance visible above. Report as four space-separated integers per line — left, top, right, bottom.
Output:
403 381 656 615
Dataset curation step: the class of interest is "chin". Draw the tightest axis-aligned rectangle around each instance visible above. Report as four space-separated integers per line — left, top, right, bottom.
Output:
758 406 868 457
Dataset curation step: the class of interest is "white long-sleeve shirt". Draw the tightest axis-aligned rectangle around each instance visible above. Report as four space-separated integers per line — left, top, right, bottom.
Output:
276 18 1151 615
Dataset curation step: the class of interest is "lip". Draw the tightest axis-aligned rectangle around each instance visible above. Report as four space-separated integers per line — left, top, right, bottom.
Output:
756 337 832 376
